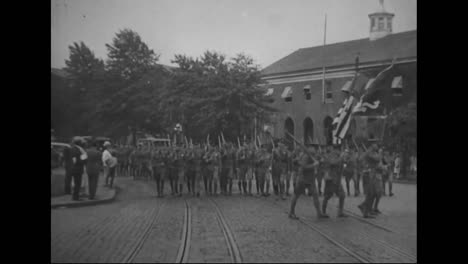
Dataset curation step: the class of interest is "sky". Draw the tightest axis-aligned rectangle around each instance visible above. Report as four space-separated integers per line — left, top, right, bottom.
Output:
51 0 416 69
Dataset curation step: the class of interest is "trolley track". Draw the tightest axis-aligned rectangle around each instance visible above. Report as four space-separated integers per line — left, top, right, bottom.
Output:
123 201 166 263
209 198 243 263
175 199 192 263
268 198 416 263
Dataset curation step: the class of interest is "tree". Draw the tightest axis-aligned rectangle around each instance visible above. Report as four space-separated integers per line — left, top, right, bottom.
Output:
166 51 277 142
105 29 160 85
385 102 417 179
62 41 106 135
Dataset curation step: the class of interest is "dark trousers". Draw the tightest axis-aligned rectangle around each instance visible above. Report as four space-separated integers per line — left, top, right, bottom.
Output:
71 171 83 200
64 167 72 194
169 168 177 194
106 167 116 187
87 172 99 199
220 168 229 194
153 167 165 196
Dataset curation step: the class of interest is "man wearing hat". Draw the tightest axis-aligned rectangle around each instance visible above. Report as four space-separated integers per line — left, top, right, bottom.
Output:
70 137 87 201
102 141 112 186
86 140 102 199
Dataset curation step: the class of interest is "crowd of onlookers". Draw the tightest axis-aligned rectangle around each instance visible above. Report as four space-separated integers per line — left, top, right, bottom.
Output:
51 137 118 201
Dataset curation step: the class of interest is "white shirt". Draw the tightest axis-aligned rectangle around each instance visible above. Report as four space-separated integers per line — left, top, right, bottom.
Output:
102 149 112 167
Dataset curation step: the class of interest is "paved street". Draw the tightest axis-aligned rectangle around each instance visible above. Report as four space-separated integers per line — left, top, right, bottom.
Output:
51 176 416 263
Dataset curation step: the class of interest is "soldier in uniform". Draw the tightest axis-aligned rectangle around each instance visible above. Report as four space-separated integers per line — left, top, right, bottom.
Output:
353 147 363 196
168 148 178 195
186 148 195 195
255 146 270 197
203 147 213 195
321 145 348 218
272 142 287 200
315 148 325 196
289 145 326 219
176 148 186 196
371 147 386 214
212 147 221 195
290 147 301 193
221 143 236 195
342 149 356 196
151 149 165 197
237 145 248 195
193 147 204 196
254 147 261 196
245 145 255 195
358 144 380 218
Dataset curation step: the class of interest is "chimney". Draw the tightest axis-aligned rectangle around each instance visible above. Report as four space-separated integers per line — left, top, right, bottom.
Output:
369 0 394 41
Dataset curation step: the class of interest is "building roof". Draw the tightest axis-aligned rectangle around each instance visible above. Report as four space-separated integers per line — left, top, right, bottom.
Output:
261 30 416 77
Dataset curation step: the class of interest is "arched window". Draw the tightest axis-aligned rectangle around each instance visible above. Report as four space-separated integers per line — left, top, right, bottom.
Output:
303 118 314 145
323 116 333 145
284 117 295 148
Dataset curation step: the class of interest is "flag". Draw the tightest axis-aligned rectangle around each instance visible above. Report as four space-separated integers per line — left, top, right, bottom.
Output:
353 61 395 114
332 95 355 144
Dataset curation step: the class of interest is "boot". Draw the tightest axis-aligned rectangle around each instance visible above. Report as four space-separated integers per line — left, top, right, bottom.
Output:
321 199 329 218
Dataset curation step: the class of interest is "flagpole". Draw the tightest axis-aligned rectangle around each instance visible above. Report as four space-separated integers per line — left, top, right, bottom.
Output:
322 13 327 104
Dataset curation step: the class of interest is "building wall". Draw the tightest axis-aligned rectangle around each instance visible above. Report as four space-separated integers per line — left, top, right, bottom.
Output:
264 61 416 144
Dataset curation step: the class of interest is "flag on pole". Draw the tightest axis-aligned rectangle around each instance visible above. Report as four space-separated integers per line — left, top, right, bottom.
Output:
353 60 396 114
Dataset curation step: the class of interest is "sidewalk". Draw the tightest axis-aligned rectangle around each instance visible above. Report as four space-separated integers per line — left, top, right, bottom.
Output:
51 186 117 209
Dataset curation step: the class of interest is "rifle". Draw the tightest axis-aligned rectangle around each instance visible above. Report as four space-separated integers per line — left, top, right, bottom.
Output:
237 137 241 149
218 135 222 148
207 134 210 147
286 132 318 163
221 132 226 145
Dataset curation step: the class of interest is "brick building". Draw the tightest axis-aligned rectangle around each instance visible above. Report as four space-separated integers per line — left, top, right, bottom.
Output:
261 4 416 145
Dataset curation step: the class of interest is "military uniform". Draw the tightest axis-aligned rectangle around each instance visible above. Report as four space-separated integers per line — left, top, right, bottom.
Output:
237 147 248 195
152 150 165 197
321 148 347 218
221 147 236 195
289 150 325 219
342 150 356 196
176 150 186 196
358 147 381 218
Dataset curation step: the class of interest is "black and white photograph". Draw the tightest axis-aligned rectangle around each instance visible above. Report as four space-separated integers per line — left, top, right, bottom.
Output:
51 0 417 262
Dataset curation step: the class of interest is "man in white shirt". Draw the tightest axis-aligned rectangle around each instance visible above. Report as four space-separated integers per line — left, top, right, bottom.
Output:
102 141 112 187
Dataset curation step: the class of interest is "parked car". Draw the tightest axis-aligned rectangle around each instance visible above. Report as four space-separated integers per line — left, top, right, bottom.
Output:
51 142 71 168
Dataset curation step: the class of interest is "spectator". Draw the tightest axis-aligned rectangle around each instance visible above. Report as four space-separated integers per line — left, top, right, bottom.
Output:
86 141 102 199
70 137 87 201
393 153 401 180
102 141 112 187
63 144 73 195
106 151 118 188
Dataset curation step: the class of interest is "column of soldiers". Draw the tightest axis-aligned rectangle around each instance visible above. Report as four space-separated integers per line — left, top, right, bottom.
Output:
111 139 395 219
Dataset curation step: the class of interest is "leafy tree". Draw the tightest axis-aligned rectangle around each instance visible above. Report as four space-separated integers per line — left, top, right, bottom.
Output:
63 41 107 135
105 29 160 85
166 51 276 142
384 102 417 179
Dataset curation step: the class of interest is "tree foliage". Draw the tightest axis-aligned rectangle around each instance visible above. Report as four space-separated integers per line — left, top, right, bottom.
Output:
165 51 277 142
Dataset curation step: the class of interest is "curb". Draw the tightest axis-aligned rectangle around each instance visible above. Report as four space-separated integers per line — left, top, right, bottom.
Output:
51 187 119 209
393 180 417 185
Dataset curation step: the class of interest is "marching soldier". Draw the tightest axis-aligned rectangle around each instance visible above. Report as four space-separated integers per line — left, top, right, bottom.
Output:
353 147 363 196
321 145 348 218
186 148 195 195
315 148 325 196
255 146 270 197
290 147 301 192
272 141 287 200
342 149 356 197
289 145 326 220
212 147 221 195
168 148 178 195
193 147 204 196
245 144 255 195
237 145 248 195
371 147 386 213
151 149 165 197
176 148 186 196
358 143 380 218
